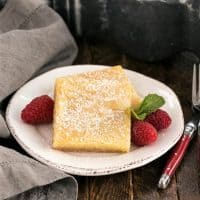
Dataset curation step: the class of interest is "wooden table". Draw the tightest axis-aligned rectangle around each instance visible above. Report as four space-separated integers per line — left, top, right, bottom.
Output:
0 40 199 200
74 40 200 200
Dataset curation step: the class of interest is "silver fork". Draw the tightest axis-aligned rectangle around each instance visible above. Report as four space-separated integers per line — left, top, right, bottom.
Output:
158 63 200 189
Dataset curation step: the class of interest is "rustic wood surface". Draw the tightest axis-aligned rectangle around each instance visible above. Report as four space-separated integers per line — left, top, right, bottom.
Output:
74 40 200 200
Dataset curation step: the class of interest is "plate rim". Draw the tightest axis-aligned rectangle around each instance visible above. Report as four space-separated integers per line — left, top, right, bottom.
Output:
6 64 184 176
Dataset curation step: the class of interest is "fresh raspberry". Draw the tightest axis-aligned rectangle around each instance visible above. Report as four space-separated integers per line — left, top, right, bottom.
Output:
132 121 158 146
145 109 171 131
21 95 54 124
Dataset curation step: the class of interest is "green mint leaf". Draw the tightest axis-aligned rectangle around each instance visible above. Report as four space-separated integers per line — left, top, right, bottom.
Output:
136 94 165 116
131 109 147 120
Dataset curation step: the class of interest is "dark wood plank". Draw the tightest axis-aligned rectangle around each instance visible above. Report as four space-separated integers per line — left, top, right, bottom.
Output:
74 39 92 64
158 176 178 200
88 41 123 66
176 137 200 200
89 172 133 200
76 176 89 200
132 164 159 200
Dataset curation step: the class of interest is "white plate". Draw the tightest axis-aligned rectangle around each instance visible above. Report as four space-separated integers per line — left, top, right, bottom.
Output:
6 65 184 176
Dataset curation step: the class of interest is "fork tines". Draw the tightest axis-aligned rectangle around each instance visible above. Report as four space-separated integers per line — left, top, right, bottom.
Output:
192 64 200 106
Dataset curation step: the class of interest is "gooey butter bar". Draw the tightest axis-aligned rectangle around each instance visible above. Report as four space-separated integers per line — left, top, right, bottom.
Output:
53 66 141 152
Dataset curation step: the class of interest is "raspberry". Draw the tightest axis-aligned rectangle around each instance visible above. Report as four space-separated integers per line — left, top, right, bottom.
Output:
132 121 158 146
21 95 54 124
145 109 171 131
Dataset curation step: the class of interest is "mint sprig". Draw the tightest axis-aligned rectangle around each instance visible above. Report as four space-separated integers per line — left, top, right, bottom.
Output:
131 94 165 120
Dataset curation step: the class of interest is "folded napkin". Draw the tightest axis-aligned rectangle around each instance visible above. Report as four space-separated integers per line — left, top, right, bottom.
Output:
0 0 78 199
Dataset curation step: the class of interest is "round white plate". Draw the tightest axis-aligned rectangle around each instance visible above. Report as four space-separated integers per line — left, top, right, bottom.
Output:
6 65 184 176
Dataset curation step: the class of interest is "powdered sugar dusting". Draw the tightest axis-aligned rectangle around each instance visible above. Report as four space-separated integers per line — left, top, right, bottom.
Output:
54 67 132 145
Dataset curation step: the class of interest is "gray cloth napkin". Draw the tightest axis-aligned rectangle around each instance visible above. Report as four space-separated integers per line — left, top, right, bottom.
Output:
0 0 78 199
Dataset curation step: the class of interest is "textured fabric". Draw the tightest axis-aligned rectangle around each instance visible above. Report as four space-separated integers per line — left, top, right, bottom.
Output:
0 147 78 200
0 0 77 102
0 0 78 199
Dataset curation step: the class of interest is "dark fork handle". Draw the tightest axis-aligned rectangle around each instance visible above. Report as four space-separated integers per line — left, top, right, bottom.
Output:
158 122 196 189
